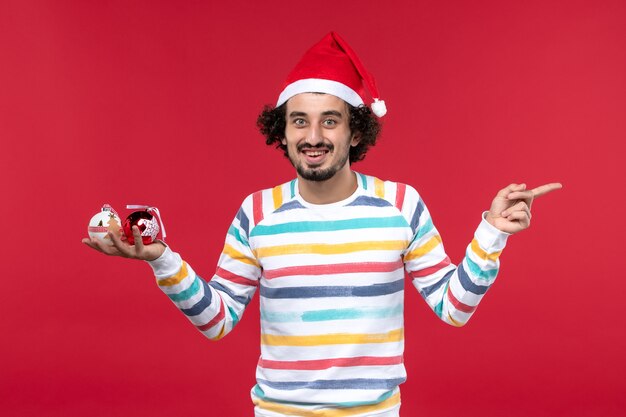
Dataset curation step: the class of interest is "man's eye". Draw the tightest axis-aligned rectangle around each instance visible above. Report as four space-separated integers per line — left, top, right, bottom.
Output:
294 119 306 126
322 119 337 126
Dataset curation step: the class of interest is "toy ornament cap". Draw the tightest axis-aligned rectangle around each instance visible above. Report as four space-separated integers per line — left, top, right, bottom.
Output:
277 32 387 117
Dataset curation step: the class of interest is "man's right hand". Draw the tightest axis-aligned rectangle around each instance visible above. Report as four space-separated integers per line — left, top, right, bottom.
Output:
82 225 166 261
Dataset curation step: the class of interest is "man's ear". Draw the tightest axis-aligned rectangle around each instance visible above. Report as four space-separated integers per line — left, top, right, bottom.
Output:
350 132 362 147
281 137 287 146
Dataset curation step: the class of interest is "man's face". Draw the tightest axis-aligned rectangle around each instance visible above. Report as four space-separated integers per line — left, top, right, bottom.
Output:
283 93 360 182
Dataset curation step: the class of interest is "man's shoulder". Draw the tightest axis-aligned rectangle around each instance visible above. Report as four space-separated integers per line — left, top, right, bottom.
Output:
237 178 299 222
355 172 421 207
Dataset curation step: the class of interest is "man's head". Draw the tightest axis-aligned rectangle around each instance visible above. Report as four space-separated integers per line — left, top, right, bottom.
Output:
257 32 385 177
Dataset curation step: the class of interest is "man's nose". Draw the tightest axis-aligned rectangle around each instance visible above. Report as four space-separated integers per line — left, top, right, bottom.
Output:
307 124 323 145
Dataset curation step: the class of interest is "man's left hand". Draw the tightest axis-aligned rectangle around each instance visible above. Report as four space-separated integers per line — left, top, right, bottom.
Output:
486 183 562 234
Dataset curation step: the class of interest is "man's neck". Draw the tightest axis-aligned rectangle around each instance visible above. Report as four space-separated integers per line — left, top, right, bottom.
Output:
297 169 358 205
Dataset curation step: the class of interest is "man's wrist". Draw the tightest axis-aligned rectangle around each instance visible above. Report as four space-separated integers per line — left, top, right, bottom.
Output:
144 241 167 261
146 245 182 278
485 211 497 228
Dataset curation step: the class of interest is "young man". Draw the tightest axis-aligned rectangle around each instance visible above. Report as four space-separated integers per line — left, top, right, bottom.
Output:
84 32 560 417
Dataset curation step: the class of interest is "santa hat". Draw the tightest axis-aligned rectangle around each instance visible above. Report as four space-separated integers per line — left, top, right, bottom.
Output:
276 32 387 117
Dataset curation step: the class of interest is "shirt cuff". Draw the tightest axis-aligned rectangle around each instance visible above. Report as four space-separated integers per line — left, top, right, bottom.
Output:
476 211 510 253
146 246 183 279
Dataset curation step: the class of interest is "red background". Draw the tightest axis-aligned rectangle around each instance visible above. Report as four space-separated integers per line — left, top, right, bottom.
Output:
1 1 624 416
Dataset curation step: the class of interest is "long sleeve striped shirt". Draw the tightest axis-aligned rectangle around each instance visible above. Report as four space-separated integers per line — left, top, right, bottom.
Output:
148 173 509 417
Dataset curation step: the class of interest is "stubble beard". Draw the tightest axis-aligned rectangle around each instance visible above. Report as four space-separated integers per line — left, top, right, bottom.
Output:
290 143 350 182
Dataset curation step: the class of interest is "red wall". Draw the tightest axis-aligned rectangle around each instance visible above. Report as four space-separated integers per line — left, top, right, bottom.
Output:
1 1 624 416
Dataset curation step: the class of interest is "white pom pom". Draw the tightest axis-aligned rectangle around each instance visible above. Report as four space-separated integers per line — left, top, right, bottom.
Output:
371 99 387 117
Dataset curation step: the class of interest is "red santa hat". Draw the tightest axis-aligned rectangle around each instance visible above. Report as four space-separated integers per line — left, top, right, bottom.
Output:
276 32 387 117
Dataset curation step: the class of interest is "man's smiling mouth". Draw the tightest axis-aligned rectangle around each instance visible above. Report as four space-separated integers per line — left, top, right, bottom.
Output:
303 150 329 157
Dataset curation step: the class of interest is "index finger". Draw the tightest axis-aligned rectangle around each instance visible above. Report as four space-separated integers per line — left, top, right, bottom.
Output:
531 183 563 198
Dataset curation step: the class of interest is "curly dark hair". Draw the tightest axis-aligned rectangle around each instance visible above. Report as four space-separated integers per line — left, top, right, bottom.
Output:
256 101 382 164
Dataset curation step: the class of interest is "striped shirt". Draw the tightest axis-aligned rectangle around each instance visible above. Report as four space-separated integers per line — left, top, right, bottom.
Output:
148 173 508 417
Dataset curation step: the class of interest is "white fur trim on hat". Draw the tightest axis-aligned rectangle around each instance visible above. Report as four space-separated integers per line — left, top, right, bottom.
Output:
276 78 364 108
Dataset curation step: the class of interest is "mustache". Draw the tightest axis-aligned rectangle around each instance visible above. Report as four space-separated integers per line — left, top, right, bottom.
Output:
297 143 334 152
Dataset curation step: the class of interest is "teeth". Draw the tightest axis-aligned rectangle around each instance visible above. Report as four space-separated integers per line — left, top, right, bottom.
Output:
305 151 326 156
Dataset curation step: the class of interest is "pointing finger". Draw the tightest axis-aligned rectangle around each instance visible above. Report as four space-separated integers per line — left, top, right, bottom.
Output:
531 183 563 198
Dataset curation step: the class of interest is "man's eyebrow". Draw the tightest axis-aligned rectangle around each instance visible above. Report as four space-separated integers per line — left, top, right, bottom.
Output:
288 110 345 118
